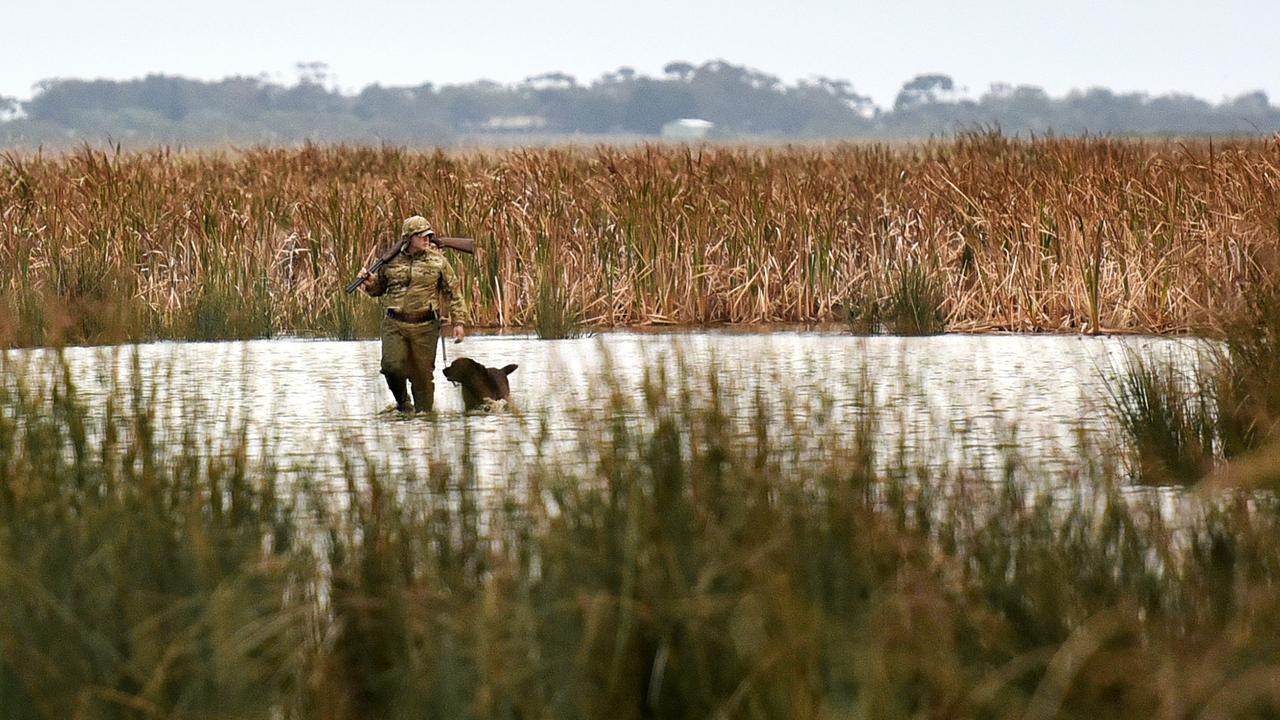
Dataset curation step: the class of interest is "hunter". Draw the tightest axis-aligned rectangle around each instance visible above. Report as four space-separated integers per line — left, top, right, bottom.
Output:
358 215 467 412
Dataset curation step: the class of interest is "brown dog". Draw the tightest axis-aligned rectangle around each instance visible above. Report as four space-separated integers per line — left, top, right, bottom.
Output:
442 357 518 411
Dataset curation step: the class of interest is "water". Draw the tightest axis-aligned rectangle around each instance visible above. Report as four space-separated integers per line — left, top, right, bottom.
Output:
6 330 1203 481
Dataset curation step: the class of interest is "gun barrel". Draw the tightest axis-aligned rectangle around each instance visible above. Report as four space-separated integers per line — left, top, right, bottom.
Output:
345 257 389 294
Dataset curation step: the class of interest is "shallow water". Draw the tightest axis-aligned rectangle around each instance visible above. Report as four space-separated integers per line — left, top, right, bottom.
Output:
7 330 1203 481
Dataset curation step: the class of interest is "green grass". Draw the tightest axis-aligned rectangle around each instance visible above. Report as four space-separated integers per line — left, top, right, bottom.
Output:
532 278 588 340
1109 352 1217 484
843 262 948 336
886 261 947 335
0 355 311 719
4 350 1280 718
842 282 882 334
1107 281 1280 485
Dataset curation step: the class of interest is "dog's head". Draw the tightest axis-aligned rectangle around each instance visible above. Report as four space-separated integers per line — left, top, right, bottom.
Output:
443 357 485 385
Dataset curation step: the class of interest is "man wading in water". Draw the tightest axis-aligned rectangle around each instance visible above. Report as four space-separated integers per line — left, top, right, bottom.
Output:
357 216 467 413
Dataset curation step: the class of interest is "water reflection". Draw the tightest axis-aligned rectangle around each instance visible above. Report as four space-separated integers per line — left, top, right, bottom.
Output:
9 331 1203 480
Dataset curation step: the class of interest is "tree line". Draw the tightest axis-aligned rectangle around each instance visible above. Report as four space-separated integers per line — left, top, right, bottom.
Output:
2 60 1278 147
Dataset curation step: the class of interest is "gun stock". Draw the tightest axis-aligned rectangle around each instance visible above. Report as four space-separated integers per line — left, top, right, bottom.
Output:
432 236 475 254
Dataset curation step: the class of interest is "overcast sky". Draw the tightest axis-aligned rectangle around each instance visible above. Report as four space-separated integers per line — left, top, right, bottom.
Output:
4 0 1277 107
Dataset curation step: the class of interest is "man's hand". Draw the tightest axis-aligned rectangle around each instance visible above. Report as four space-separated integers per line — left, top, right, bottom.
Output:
452 325 465 344
359 269 377 293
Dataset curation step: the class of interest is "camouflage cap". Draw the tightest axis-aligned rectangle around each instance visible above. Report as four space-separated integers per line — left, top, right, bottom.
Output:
400 215 434 238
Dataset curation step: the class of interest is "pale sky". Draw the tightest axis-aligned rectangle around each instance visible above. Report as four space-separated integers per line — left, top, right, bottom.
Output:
4 0 1278 108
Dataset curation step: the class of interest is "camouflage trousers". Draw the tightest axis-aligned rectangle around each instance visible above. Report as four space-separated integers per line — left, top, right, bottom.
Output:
380 316 441 406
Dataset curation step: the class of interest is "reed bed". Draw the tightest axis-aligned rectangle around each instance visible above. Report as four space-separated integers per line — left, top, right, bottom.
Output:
5 350 1280 718
2 134 1280 345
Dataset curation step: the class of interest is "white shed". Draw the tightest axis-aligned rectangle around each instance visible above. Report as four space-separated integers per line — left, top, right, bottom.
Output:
661 118 714 139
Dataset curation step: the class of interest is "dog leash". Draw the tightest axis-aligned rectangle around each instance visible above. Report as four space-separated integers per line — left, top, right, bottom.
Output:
440 329 459 386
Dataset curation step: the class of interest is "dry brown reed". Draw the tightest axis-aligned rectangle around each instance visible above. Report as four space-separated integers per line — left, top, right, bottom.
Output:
2 134 1279 344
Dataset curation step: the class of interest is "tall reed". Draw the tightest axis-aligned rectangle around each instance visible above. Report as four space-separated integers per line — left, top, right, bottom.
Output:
3 134 1278 345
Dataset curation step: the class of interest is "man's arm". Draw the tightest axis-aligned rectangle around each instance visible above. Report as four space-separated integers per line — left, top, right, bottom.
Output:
439 257 468 341
360 268 388 297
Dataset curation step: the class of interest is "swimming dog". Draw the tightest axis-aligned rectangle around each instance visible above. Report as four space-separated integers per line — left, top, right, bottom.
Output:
442 357 518 411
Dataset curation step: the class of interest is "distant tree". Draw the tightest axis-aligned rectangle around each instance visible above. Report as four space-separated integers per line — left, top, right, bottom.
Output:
536 86 620 132
524 72 577 89
976 84 1054 133
271 78 345 114
138 75 190 121
1145 94 1211 132
600 66 637 84
295 62 331 86
621 79 698 133
0 95 18 120
786 81 872 135
663 62 696 81
894 74 956 111
354 84 416 120
686 61 800 133
1063 87 1132 132
24 80 88 125
685 61 760 123
208 76 275 121
743 68 782 91
812 76 875 116
438 81 517 125
1225 91 1271 117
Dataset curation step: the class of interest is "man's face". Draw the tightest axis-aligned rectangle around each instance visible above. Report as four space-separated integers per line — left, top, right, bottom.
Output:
407 232 434 254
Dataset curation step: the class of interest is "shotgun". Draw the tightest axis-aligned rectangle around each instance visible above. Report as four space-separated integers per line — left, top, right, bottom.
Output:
345 234 476 294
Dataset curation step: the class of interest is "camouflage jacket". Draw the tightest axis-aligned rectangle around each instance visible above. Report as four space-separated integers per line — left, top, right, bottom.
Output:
365 248 467 322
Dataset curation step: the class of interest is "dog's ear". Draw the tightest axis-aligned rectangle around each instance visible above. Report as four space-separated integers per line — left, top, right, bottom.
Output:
501 364 518 375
